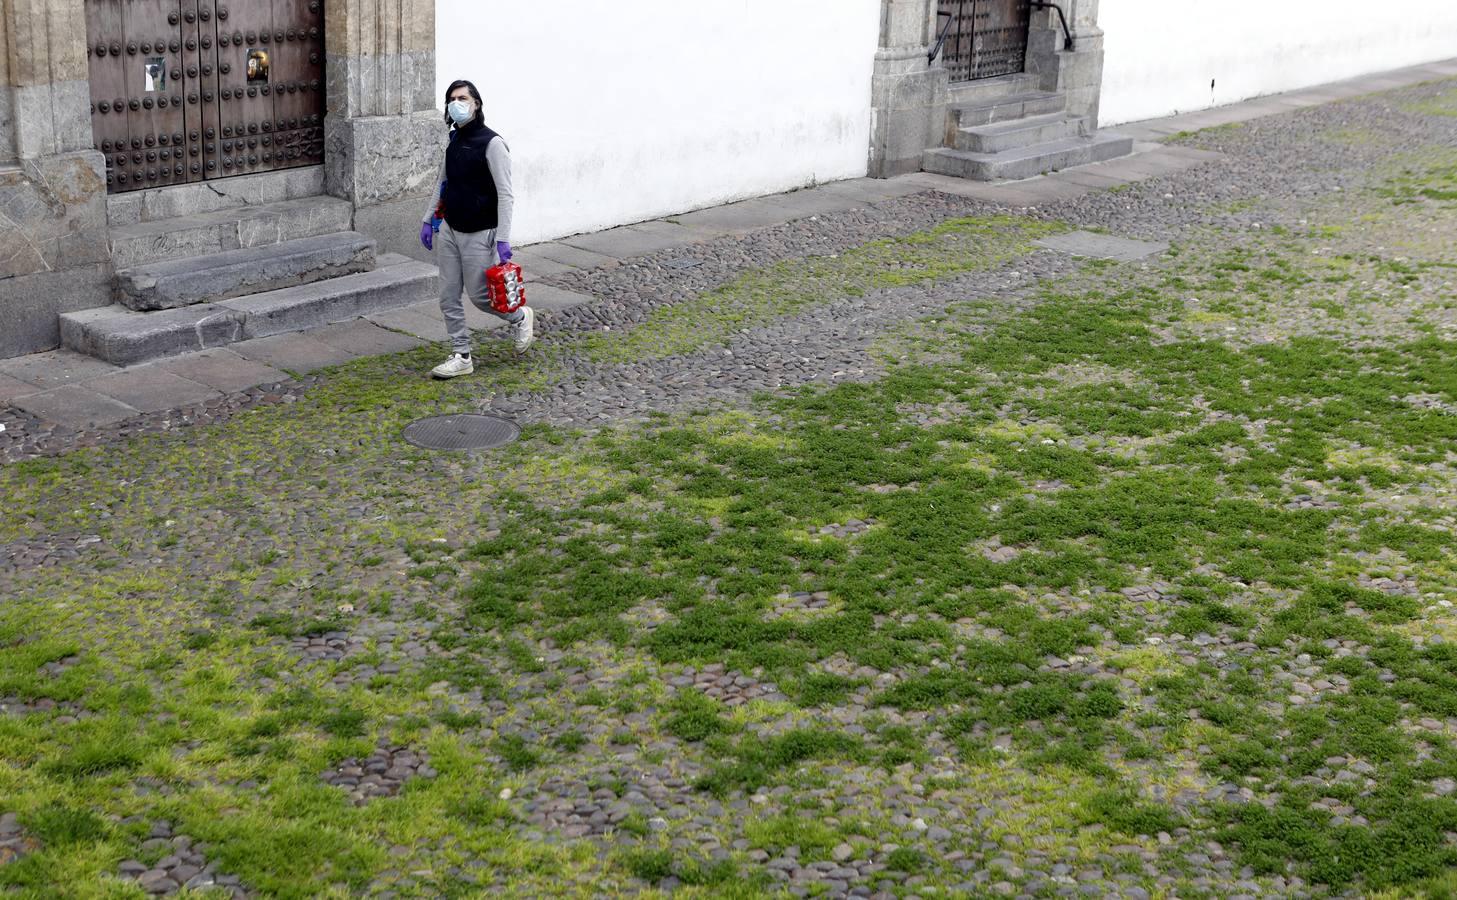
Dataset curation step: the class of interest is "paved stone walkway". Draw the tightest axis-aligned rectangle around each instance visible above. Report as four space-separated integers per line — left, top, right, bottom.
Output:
5 56 1452 452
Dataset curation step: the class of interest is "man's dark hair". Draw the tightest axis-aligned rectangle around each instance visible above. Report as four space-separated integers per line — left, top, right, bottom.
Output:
443 79 485 129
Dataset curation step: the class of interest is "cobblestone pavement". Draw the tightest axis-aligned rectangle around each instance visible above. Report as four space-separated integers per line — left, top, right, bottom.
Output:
2 70 1457 898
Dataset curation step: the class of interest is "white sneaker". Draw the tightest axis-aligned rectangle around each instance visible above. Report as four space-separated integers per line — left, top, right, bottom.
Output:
511 306 536 354
430 353 474 379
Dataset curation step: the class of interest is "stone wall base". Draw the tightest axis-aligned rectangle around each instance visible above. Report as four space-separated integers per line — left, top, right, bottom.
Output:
0 150 112 357
0 263 110 358
324 110 443 261
870 48 949 178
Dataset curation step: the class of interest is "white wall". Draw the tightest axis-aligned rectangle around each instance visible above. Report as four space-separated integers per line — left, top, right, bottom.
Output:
435 1 881 244
1099 1 1457 126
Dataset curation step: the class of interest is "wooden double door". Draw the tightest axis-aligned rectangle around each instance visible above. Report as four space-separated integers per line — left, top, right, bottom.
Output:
938 0 1032 83
85 0 325 194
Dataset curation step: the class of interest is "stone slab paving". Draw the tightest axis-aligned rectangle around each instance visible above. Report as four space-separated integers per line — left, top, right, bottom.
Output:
229 332 361 375
455 298 511 334
899 173 1087 207
755 186 873 219
365 293 524 344
0 373 37 402
814 177 928 204
10 384 139 428
1035 230 1169 262
524 241 621 270
0 349 120 391
154 349 288 394
1151 145 1225 163
508 248 578 278
87 368 221 414
558 220 702 259
990 176 1093 203
1079 151 1196 181
1048 168 1132 189
363 303 450 342
527 284 594 313
307 319 426 358
671 196 810 236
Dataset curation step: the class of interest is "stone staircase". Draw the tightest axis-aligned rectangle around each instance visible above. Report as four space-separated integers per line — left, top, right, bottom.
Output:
63 195 436 367
922 73 1132 181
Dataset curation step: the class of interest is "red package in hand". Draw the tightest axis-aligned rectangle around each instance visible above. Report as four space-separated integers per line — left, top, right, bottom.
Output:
485 261 526 314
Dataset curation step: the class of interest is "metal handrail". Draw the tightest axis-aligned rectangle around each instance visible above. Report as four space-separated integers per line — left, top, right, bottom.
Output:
1028 1 1074 50
928 10 954 65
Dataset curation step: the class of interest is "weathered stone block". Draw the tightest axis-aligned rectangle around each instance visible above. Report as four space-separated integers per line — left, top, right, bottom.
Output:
0 263 111 358
324 110 442 207
875 69 941 110
403 50 437 115
59 303 247 367
11 81 92 158
870 61 949 179
0 150 108 279
0 88 15 165
882 0 933 46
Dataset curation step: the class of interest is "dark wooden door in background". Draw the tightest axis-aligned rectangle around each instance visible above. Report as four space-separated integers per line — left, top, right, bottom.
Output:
937 0 1032 83
85 0 325 194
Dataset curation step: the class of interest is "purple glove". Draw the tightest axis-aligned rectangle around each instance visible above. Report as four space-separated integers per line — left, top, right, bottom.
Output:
496 240 513 263
420 221 434 251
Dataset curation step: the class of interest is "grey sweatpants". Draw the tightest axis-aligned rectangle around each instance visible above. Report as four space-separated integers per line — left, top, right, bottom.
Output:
436 221 524 354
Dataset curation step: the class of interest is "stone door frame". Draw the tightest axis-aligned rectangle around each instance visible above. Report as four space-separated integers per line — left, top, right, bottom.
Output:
869 0 1105 177
0 0 444 356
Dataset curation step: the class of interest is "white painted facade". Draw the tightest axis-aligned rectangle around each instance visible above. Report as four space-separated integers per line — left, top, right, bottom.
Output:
434 0 881 244
1099 0 1457 126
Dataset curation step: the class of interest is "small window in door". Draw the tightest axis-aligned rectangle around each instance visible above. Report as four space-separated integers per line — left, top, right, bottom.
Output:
143 58 165 92
246 49 270 84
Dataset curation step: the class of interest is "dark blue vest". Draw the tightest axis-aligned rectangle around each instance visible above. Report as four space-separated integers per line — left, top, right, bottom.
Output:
441 121 502 234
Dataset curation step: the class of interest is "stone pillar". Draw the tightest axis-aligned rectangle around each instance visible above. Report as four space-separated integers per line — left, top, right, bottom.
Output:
868 0 948 178
0 0 111 358
323 0 444 260
1062 0 1105 126
0 0 14 164
1025 0 1105 127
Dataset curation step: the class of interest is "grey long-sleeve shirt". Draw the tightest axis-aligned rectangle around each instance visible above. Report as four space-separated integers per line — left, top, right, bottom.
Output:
423 133 514 243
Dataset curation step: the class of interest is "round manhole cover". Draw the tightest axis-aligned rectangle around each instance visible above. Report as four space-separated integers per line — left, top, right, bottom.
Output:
403 414 520 450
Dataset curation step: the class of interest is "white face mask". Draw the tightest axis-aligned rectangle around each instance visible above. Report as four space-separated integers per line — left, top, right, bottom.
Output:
447 99 474 125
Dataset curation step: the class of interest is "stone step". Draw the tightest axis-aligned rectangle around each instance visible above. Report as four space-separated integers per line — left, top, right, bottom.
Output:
922 131 1134 182
948 91 1067 134
114 231 376 311
108 195 354 269
61 259 437 367
945 73 1042 107
954 113 1090 154
106 165 325 227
